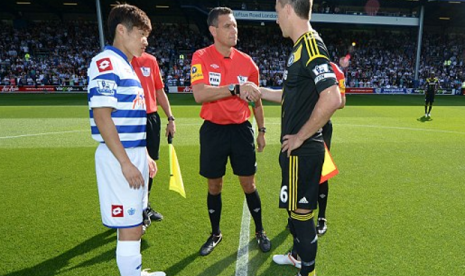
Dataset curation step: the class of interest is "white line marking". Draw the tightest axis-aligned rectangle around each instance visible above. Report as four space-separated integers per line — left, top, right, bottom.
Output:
0 130 86 139
338 123 465 135
235 198 251 276
235 116 259 276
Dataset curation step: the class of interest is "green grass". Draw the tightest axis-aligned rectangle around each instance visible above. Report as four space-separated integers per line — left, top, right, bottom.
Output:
0 93 464 276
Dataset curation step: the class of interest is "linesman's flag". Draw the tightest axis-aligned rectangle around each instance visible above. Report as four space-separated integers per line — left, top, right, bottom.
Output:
168 134 186 198
320 144 339 184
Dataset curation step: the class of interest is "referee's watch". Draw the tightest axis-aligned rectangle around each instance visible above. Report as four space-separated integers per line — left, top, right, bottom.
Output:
258 127 266 133
168 116 175 122
228 84 240 95
228 84 236 95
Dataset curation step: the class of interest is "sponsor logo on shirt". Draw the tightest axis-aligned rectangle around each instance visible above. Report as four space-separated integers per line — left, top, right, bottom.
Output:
237 75 248 85
96 58 113 72
132 89 145 109
312 64 330 75
112 205 124 217
96 80 116 96
210 64 220 69
209 72 221 86
191 64 204 82
141 67 151 77
313 64 335 85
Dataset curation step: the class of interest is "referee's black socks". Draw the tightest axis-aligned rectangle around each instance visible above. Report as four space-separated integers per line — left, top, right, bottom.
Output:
290 211 317 276
245 190 263 233
207 192 222 235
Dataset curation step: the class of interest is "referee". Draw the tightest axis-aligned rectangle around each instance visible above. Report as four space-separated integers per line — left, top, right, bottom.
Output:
191 7 271 256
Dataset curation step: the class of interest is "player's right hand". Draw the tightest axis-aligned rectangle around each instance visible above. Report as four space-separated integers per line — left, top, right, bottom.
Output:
121 162 145 189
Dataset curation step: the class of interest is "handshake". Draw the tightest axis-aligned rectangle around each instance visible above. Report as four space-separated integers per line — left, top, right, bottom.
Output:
235 82 262 102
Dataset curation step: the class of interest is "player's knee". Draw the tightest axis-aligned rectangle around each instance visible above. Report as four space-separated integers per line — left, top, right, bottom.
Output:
239 176 256 193
207 178 223 194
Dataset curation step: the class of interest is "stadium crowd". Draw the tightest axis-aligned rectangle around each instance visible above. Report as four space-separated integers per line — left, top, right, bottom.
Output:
1 20 464 90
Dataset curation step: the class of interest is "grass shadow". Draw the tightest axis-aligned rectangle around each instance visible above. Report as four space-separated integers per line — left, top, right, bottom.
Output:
4 229 115 276
417 116 433 123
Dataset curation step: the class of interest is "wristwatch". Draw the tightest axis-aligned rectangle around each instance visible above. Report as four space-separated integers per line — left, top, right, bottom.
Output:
258 127 266 133
228 84 241 95
168 116 175 121
228 84 236 95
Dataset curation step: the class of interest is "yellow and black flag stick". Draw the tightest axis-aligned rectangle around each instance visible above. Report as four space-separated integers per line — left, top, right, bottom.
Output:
168 134 186 198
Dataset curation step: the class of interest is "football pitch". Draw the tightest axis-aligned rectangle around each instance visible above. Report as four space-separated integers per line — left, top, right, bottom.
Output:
0 93 464 276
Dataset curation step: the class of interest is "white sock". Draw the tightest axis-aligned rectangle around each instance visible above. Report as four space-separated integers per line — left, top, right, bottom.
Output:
116 240 142 276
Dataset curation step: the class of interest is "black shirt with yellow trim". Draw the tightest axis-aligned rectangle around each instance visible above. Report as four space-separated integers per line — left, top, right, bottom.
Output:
281 30 338 156
425 77 439 95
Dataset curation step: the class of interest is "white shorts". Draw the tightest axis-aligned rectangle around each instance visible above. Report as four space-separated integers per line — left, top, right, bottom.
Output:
95 144 148 228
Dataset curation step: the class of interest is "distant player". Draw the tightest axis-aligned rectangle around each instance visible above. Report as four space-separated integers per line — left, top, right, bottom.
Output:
316 61 346 237
87 3 164 276
424 71 439 117
132 52 176 227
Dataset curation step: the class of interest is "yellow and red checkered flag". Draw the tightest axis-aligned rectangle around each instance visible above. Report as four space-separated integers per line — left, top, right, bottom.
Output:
168 134 186 198
320 143 338 184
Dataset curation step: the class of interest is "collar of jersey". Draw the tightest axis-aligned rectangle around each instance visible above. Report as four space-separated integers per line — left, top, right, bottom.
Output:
294 30 316 48
104 45 131 66
211 44 236 59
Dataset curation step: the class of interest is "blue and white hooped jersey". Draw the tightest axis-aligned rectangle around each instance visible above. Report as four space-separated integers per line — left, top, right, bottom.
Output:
87 46 147 148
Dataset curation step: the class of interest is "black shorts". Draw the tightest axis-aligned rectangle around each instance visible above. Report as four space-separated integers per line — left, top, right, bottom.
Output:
322 120 333 150
146 112 161 160
200 120 256 178
425 93 435 104
279 151 324 211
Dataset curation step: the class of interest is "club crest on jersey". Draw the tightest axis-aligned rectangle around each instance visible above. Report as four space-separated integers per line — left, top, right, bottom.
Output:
191 64 203 82
96 58 113 72
209 72 221 86
287 44 302 67
237 75 248 85
111 205 124 217
287 55 294 67
141 67 151 77
127 208 136 216
96 80 116 96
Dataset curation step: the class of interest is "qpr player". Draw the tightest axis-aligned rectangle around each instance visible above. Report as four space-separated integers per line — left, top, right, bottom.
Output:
87 3 164 276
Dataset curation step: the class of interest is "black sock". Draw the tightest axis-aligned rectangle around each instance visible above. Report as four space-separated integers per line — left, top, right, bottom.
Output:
148 177 153 199
425 105 427 114
428 105 433 114
290 212 317 276
318 181 329 218
207 193 222 235
245 190 263 233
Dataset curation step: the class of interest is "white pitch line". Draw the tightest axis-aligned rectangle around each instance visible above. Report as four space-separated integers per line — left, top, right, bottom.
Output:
338 123 465 135
0 130 86 139
235 198 251 276
234 116 259 276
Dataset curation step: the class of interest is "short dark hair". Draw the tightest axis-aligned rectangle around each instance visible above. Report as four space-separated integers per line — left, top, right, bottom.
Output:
207 7 233 27
107 3 152 42
277 0 312 20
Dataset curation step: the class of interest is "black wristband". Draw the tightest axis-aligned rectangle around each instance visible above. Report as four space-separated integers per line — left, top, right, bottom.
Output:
235 84 240 95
